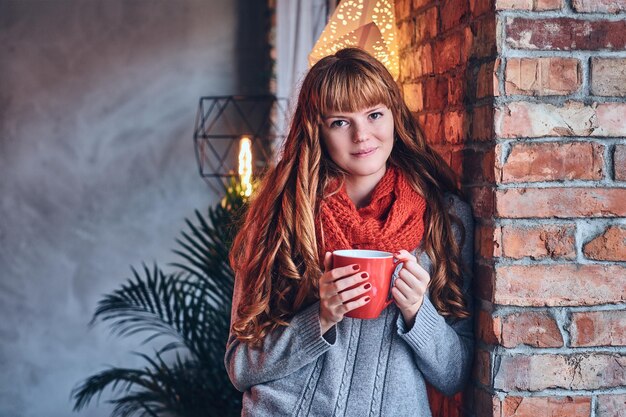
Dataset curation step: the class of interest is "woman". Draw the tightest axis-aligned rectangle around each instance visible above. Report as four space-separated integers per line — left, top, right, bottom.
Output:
225 47 474 417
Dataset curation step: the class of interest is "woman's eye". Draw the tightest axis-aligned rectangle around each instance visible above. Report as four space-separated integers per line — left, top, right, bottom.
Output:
369 112 383 120
330 120 347 128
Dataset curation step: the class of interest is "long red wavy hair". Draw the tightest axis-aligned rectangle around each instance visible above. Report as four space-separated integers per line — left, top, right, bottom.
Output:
229 48 469 346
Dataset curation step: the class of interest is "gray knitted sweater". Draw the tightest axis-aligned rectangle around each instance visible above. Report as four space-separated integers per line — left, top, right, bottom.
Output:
225 193 474 417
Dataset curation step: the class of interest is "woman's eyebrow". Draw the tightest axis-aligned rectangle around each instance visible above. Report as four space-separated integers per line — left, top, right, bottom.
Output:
323 106 384 119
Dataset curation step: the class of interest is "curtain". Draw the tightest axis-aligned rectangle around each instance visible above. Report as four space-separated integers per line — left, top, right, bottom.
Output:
274 0 335 153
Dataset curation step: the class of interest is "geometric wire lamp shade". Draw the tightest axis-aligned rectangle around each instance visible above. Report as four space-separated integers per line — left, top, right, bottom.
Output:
193 95 289 195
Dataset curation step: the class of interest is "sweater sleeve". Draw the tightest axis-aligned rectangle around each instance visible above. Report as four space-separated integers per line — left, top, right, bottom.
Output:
224 274 336 392
395 194 475 396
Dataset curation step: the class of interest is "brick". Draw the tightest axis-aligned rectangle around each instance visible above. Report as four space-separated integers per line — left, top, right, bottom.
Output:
395 0 412 21
501 396 591 417
468 186 495 218
398 21 415 51
533 0 564 10
448 71 465 106
399 51 416 82
501 224 576 260
506 18 626 51
494 264 626 306
476 60 498 99
445 150 460 173
477 308 501 345
500 311 564 348
435 32 465 74
444 110 469 143
474 349 491 385
573 0 626 13
472 105 494 141
591 58 626 97
403 83 424 112
441 0 470 32
475 224 502 259
419 112 444 144
454 147 496 184
616 145 626 181
470 0 492 17
496 188 626 218
499 142 604 182
597 394 626 417
423 76 448 111
448 147 462 172
495 101 626 138
597 103 626 136
471 15 497 59
415 7 438 42
570 310 626 347
408 43 434 78
431 144 453 167
496 0 533 9
413 0 431 11
505 58 581 96
448 146 465 177
497 0 563 11
463 25 474 64
583 225 626 262
494 353 626 391
458 147 487 182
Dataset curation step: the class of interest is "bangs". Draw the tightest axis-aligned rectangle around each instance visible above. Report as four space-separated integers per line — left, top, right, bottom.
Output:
317 62 393 117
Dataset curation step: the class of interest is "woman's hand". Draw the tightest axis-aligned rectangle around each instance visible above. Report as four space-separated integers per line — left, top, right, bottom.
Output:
318 251 372 334
392 249 431 329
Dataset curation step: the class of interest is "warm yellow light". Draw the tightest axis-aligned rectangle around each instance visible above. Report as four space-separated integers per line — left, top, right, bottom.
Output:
238 136 253 197
308 0 399 80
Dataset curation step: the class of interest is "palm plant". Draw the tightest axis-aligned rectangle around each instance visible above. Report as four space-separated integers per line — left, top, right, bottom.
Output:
72 180 249 417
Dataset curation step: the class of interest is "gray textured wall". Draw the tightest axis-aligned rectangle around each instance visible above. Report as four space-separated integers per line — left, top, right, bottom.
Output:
0 1 261 416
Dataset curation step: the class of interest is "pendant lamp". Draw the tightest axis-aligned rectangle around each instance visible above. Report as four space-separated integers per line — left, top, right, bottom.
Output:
193 95 288 195
308 0 399 80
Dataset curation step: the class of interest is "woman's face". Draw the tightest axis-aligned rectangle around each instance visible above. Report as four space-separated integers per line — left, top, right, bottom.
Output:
320 104 395 180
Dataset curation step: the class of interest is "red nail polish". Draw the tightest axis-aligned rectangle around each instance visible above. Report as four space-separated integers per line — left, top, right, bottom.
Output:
352 264 360 270
364 297 371 302
361 273 368 279
364 283 371 289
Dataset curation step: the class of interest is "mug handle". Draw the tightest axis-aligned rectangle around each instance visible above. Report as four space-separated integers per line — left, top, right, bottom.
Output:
385 262 404 306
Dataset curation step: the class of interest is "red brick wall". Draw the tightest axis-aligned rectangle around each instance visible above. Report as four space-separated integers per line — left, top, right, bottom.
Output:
396 0 626 415
396 0 497 157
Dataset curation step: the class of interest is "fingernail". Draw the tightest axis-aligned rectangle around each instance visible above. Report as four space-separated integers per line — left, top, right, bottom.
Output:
364 297 371 302
364 283 371 289
352 264 360 270
361 273 368 279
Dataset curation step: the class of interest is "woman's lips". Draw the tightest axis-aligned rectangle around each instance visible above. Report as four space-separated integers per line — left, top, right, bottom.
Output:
351 147 378 157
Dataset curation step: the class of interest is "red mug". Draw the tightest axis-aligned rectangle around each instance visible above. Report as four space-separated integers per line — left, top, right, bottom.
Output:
332 249 404 320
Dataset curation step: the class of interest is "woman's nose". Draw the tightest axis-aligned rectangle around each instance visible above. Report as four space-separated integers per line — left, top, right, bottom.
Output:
352 123 369 143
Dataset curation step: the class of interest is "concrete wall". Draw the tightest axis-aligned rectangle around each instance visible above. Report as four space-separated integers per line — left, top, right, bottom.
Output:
0 1 264 415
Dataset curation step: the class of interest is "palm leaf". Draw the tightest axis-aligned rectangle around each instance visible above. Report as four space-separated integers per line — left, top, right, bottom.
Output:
72 366 163 413
91 265 186 346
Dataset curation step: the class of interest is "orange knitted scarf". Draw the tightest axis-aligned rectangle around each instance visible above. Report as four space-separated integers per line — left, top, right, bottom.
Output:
315 165 464 417
316 165 427 256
